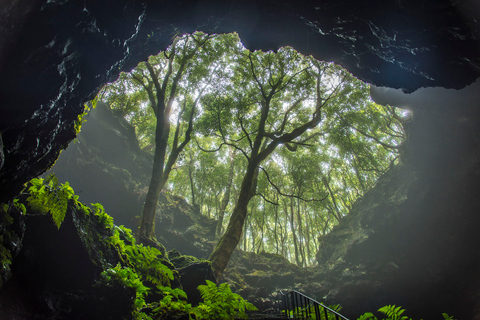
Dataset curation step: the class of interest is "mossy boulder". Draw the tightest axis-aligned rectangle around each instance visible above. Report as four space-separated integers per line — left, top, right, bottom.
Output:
223 250 302 311
168 248 201 269
156 193 217 258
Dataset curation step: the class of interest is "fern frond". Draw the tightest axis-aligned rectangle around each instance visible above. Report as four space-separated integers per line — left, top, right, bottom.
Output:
357 312 377 320
378 305 410 320
25 175 74 229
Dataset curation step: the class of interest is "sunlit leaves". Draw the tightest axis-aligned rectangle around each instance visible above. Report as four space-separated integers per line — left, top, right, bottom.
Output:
101 32 406 266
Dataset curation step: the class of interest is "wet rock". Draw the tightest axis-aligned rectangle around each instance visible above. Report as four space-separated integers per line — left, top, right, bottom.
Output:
0 204 134 320
178 261 215 306
308 87 480 319
223 250 302 310
0 206 25 289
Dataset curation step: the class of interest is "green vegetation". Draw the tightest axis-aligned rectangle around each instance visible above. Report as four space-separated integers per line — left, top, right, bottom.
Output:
193 280 258 319
75 98 98 134
0 205 14 287
356 305 457 320
102 31 406 272
102 223 258 319
284 303 342 320
99 229 189 320
5 175 257 319
25 175 75 229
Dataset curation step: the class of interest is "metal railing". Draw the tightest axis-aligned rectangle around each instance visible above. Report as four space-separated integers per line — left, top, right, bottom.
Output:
276 290 349 320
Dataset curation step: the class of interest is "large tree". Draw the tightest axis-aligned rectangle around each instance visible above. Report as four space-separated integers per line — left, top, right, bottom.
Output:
104 32 232 243
203 47 354 279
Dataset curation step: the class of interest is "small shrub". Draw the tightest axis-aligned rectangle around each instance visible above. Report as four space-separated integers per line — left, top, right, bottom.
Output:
192 280 258 320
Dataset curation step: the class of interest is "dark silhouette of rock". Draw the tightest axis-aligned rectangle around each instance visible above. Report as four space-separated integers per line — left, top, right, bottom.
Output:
178 261 216 306
0 204 134 320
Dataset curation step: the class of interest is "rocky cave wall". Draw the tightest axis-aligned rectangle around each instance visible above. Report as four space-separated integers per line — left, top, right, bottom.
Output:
308 82 480 319
1 0 480 319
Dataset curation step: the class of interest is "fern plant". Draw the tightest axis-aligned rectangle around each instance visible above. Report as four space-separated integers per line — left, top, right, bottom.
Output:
26 175 75 229
192 280 257 320
378 305 412 320
151 286 192 319
442 313 457 320
356 305 458 320
91 202 114 230
75 98 97 134
100 263 151 319
103 224 186 320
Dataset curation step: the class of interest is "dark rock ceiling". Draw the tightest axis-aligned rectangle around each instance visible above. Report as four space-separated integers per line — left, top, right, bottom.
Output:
0 0 479 198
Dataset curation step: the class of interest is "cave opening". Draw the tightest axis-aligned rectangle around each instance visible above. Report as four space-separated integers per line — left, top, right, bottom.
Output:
1 1 480 319
53 31 408 268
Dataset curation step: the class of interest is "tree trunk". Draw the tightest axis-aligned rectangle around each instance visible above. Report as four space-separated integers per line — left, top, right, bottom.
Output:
274 195 280 254
323 174 343 222
208 162 257 280
297 200 306 267
188 153 196 208
138 112 169 241
290 197 301 266
216 149 235 239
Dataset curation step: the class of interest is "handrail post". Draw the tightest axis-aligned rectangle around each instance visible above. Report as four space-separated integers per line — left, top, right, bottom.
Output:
292 291 296 319
323 305 329 320
314 303 320 320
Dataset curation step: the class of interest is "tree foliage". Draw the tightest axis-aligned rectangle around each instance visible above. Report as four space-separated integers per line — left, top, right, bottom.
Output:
101 32 407 268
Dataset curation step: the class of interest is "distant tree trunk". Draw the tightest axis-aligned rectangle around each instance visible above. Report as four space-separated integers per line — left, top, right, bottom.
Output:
273 194 280 254
243 215 248 251
323 174 343 223
216 148 236 239
296 200 305 267
305 209 312 265
290 197 301 266
281 199 289 257
188 151 197 208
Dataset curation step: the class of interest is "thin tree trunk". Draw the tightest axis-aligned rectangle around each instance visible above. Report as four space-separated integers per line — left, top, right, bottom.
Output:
216 148 236 239
323 174 343 222
296 200 306 267
305 209 312 265
188 152 196 208
281 198 289 257
290 197 301 266
274 194 280 254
